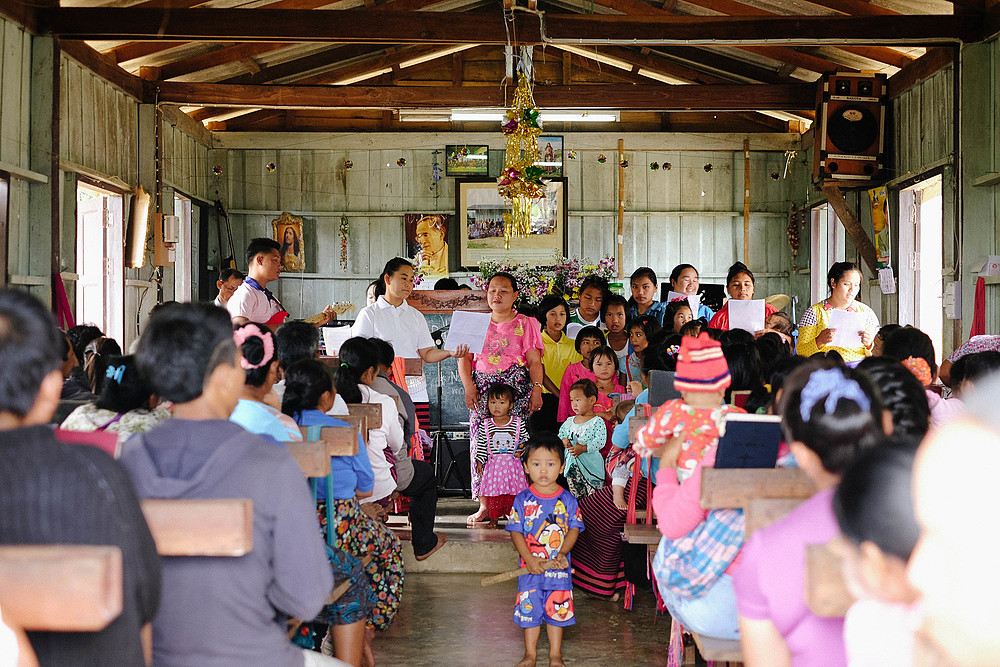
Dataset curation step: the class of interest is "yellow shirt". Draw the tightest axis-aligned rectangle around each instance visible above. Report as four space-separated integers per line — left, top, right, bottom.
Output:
541 330 582 393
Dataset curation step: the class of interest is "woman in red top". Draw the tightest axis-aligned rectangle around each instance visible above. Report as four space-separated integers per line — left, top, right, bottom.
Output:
708 262 777 332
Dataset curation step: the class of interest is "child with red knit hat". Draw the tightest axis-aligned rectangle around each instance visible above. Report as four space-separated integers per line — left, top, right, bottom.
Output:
634 332 744 482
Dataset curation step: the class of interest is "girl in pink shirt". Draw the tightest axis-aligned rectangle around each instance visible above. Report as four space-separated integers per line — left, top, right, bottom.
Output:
733 363 887 667
556 326 605 421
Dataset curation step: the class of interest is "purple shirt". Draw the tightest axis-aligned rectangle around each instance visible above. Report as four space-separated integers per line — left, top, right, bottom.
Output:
732 488 846 667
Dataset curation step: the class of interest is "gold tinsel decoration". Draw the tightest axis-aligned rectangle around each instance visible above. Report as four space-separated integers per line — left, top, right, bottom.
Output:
497 72 545 250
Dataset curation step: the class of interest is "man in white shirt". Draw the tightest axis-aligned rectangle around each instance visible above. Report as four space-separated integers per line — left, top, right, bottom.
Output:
228 238 335 329
212 268 244 309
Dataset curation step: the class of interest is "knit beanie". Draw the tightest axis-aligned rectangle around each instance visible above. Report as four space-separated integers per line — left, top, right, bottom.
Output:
674 332 731 392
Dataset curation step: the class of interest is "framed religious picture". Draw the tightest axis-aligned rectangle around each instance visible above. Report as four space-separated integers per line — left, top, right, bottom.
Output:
445 145 489 177
457 178 567 268
272 212 305 272
405 213 451 279
537 135 563 177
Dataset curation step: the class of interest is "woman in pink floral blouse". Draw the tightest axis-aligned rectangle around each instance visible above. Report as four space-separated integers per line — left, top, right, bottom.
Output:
458 272 544 523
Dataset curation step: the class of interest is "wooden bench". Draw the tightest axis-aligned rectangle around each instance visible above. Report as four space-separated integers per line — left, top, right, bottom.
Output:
804 541 854 618
347 403 382 430
296 425 359 457
0 544 123 632
141 498 254 557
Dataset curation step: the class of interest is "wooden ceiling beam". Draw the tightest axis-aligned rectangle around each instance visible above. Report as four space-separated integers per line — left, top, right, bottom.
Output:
222 44 378 84
293 44 472 84
794 0 898 15
158 42 288 79
43 9 975 46
61 40 146 100
153 80 816 109
886 46 954 98
553 44 730 84
653 46 797 84
571 0 903 73
107 40 190 64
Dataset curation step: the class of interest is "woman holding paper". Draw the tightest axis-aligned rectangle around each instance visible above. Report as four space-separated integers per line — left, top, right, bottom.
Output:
458 272 545 523
352 257 469 431
708 262 777 332
796 262 879 361
669 263 715 321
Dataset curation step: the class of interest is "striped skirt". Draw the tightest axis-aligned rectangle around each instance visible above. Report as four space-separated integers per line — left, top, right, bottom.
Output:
571 477 649 598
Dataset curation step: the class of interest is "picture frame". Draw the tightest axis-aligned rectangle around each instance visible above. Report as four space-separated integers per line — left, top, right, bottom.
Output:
457 178 567 268
537 135 564 177
272 211 305 272
405 213 451 279
445 145 489 177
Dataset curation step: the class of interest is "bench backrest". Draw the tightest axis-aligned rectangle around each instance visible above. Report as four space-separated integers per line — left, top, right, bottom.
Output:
805 541 855 618
286 441 331 478
628 417 649 443
297 425 359 457
337 414 368 445
0 544 123 631
347 403 382 429
699 467 815 510
141 498 253 557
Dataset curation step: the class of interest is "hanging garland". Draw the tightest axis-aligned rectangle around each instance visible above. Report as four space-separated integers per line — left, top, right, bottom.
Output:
787 204 801 272
339 215 350 271
497 71 545 250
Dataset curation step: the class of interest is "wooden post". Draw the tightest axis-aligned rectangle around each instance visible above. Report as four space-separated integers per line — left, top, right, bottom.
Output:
743 138 750 266
820 182 879 274
28 35 61 306
617 138 625 279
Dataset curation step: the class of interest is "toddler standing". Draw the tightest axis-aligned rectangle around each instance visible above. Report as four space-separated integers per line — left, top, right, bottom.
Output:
508 435 584 667
558 379 607 498
474 383 529 528
634 332 742 483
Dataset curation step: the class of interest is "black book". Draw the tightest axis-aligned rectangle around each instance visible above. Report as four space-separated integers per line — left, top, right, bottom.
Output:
714 413 783 469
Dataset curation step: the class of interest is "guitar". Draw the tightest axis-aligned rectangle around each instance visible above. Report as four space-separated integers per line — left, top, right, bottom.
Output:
214 198 238 270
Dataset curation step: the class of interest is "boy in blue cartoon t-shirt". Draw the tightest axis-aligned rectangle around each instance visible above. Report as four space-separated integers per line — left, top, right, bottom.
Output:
506 434 585 667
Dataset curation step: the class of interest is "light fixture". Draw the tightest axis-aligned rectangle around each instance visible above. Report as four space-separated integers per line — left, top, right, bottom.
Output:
449 110 618 122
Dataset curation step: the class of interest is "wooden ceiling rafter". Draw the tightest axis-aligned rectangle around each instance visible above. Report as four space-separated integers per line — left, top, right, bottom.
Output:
292 44 475 84
151 80 817 109
42 9 978 45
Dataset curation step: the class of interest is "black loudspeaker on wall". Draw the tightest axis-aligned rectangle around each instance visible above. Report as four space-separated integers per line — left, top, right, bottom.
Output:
813 72 887 183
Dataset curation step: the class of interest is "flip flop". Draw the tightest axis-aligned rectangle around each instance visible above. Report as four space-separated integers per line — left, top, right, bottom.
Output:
414 532 448 561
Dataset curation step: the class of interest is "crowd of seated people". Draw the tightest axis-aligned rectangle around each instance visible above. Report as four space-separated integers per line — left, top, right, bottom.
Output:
2 246 999 667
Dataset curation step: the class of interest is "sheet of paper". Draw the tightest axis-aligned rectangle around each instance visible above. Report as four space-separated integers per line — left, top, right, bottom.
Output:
727 299 765 334
877 267 896 295
321 326 352 356
445 310 492 353
828 309 867 349
666 291 701 316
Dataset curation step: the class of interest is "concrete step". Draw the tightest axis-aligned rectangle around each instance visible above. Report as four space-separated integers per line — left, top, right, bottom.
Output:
390 497 517 574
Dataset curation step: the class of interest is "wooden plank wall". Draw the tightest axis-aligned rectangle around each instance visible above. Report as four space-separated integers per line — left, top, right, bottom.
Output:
961 40 1000 335
218 142 802 317
162 121 210 202
59 56 139 187
0 17 36 279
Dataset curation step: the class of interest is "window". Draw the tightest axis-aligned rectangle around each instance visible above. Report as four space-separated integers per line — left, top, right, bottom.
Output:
809 203 847 304
898 175 944 364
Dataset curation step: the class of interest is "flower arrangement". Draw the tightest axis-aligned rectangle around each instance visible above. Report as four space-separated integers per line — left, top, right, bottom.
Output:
472 255 617 309
339 215 350 271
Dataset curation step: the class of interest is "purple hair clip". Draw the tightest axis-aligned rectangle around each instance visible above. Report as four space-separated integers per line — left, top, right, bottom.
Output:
799 367 870 422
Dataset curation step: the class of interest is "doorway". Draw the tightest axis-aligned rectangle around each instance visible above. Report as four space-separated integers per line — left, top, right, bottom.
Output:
809 203 847 304
76 183 124 343
898 175 944 364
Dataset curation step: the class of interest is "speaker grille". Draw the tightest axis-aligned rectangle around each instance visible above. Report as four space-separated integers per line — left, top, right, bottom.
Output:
826 105 879 154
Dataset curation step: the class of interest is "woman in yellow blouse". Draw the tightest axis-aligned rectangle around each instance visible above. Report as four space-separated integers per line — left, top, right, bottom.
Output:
797 262 879 362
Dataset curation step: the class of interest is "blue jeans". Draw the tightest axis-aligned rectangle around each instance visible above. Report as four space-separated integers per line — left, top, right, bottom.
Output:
658 574 740 640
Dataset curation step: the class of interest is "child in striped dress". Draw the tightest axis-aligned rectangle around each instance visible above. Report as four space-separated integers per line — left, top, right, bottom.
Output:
475 383 528 528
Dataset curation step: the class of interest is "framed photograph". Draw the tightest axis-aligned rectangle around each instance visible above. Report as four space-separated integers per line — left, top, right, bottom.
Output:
457 178 567 268
445 145 489 177
537 135 563 177
272 211 305 272
405 213 451 279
